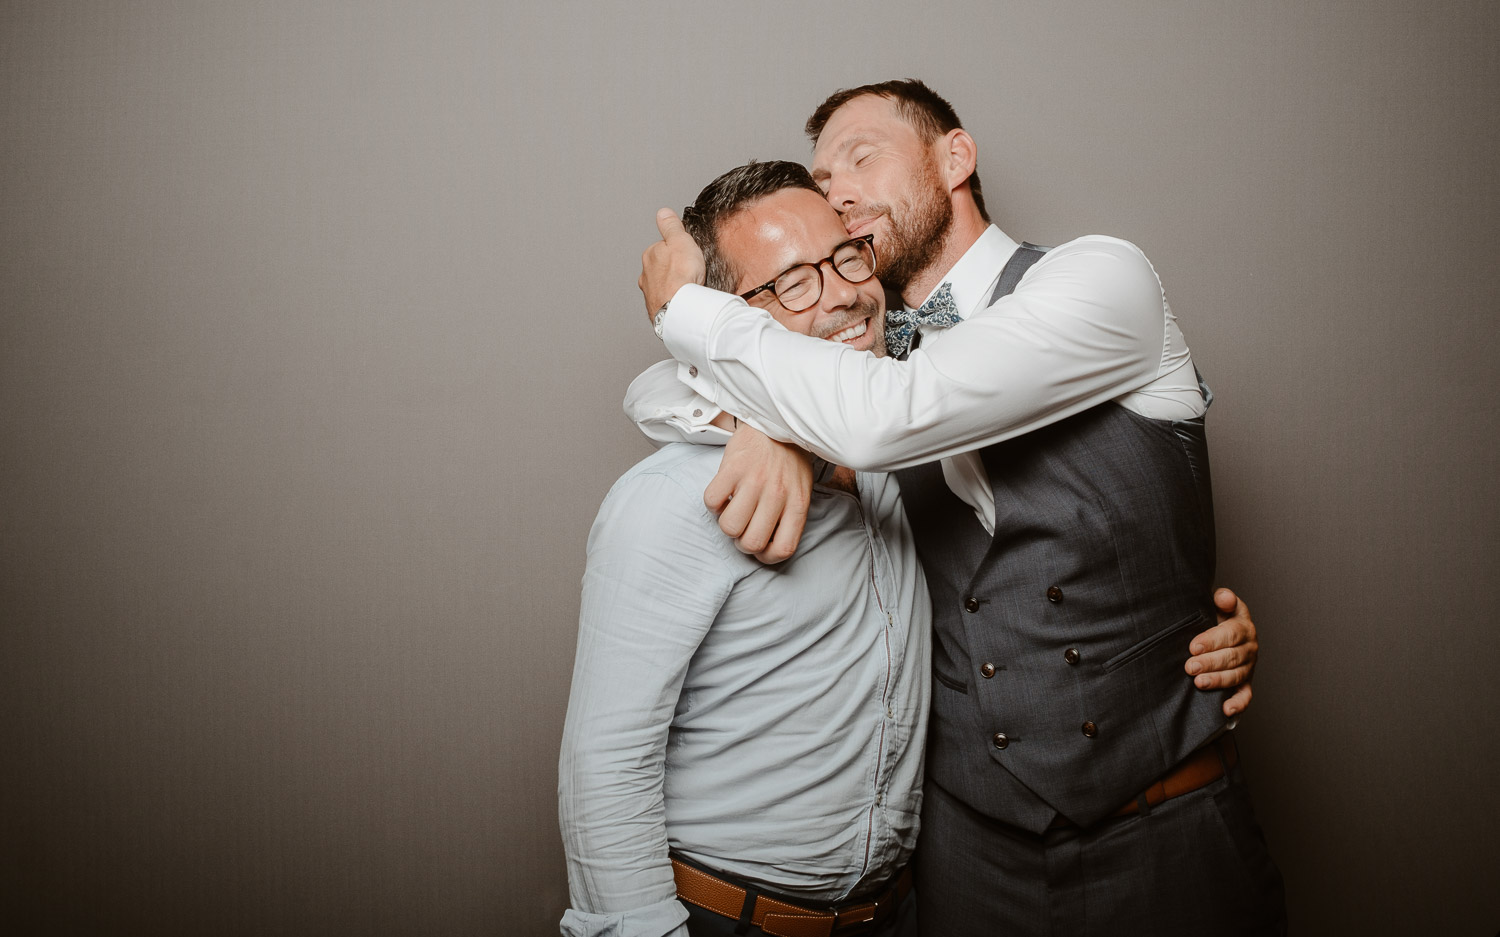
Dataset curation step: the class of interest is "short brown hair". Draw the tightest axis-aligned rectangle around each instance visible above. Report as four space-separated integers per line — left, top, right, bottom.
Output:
680 160 823 292
805 79 988 221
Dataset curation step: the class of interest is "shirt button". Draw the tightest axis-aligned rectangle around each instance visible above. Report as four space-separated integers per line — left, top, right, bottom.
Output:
692 408 703 417
688 365 698 378
1081 721 1098 738
1046 585 1064 603
964 597 980 612
1064 648 1081 665
887 704 894 718
980 663 996 678
992 732 1009 750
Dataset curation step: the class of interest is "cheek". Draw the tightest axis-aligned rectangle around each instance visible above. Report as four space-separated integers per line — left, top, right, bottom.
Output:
769 310 816 336
869 160 912 201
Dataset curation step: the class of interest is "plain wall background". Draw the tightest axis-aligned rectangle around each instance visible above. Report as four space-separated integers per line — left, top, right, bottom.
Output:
3 2 1496 934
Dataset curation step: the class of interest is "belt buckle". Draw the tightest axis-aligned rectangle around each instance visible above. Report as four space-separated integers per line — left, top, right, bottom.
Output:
833 899 879 933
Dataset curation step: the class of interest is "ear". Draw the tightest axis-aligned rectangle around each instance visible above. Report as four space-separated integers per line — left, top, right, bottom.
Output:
938 128 978 193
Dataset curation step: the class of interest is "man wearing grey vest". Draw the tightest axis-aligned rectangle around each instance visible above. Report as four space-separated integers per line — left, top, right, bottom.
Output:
636 80 1286 935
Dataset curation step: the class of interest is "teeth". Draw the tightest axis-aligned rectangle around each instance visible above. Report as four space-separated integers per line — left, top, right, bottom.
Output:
829 320 867 343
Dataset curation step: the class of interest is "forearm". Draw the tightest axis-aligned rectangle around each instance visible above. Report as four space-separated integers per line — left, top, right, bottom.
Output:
665 285 1163 471
661 238 1170 469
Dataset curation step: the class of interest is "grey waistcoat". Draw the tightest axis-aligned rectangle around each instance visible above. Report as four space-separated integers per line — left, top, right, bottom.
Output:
895 246 1229 833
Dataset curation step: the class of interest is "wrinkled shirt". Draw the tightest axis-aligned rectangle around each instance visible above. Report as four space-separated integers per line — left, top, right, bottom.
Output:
559 443 930 937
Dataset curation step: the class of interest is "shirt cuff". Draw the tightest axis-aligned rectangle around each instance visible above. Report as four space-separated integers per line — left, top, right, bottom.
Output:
624 359 730 448
560 897 690 937
660 283 745 400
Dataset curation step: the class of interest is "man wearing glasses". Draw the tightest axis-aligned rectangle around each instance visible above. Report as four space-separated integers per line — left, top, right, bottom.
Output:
561 159 1257 937
633 80 1283 936
560 161 927 937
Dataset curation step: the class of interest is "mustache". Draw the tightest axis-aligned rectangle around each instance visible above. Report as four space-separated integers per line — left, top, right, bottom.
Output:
842 206 891 231
811 294 883 341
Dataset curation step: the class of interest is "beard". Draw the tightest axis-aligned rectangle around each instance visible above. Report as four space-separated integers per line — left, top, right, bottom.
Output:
813 291 887 357
858 157 954 293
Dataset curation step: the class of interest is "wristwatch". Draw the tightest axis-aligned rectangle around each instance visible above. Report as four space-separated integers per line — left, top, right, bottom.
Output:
652 301 669 340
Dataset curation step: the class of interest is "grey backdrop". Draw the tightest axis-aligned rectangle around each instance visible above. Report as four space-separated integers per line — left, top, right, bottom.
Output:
3 2 1497 935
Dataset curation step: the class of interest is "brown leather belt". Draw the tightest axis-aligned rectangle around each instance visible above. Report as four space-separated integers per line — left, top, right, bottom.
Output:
1051 734 1239 829
671 858 912 937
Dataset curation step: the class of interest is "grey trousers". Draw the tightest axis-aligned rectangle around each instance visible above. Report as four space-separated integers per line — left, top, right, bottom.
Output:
915 768 1287 936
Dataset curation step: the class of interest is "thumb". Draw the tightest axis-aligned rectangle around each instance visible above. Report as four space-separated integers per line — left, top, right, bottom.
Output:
656 207 690 242
1213 587 1241 615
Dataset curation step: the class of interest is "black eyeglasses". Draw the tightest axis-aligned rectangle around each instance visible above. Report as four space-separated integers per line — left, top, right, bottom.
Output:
738 234 878 312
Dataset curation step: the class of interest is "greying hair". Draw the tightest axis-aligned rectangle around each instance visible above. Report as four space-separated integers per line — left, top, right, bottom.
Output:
680 160 823 292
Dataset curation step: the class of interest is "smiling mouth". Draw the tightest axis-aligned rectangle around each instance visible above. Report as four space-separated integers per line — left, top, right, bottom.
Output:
845 215 881 238
828 318 869 344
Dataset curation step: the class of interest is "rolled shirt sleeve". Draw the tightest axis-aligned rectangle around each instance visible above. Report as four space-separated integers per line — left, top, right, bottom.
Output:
623 360 728 448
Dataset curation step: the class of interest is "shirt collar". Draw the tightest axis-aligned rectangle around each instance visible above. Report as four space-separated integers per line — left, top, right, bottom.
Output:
911 225 1020 320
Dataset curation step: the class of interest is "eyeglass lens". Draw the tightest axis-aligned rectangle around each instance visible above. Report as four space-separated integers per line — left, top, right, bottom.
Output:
777 239 875 312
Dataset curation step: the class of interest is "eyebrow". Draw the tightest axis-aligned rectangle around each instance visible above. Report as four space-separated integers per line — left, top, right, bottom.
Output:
742 234 861 291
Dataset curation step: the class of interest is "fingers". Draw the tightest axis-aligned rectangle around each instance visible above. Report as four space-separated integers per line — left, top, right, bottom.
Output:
1186 643 1250 677
703 425 813 564
642 208 707 314
755 489 809 565
1221 683 1253 718
1191 660 1254 691
715 483 757 540
1213 587 1241 617
656 207 689 243
703 471 735 516
733 481 788 558
1189 618 1243 655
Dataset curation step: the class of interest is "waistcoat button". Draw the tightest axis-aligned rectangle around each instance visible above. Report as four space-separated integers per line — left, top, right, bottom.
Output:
992 732 1009 750
1046 585 1064 603
1064 648 1081 665
1081 721 1098 738
980 662 996 678
964 597 980 613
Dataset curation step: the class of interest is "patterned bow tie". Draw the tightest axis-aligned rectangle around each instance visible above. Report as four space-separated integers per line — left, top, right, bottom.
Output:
884 282 962 358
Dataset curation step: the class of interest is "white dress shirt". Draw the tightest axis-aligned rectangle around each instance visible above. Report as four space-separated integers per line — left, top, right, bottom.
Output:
636 226 1206 535
559 443 930 937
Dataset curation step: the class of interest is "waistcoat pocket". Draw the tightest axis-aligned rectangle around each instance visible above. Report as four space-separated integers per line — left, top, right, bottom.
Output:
1101 611 1207 673
933 670 969 694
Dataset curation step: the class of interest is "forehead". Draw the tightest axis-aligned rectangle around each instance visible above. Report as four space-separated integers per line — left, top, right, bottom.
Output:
718 188 851 291
811 94 924 172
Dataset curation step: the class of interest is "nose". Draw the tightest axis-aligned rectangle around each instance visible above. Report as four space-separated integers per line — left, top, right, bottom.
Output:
817 258 859 311
824 172 858 217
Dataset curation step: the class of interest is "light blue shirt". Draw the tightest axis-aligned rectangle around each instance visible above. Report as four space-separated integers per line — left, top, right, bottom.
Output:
558 443 930 937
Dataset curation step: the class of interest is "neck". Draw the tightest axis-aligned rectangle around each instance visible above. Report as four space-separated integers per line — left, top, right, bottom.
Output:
899 197 989 308
827 465 858 494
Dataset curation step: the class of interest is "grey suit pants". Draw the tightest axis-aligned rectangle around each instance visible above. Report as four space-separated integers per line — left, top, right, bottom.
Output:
914 766 1287 936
